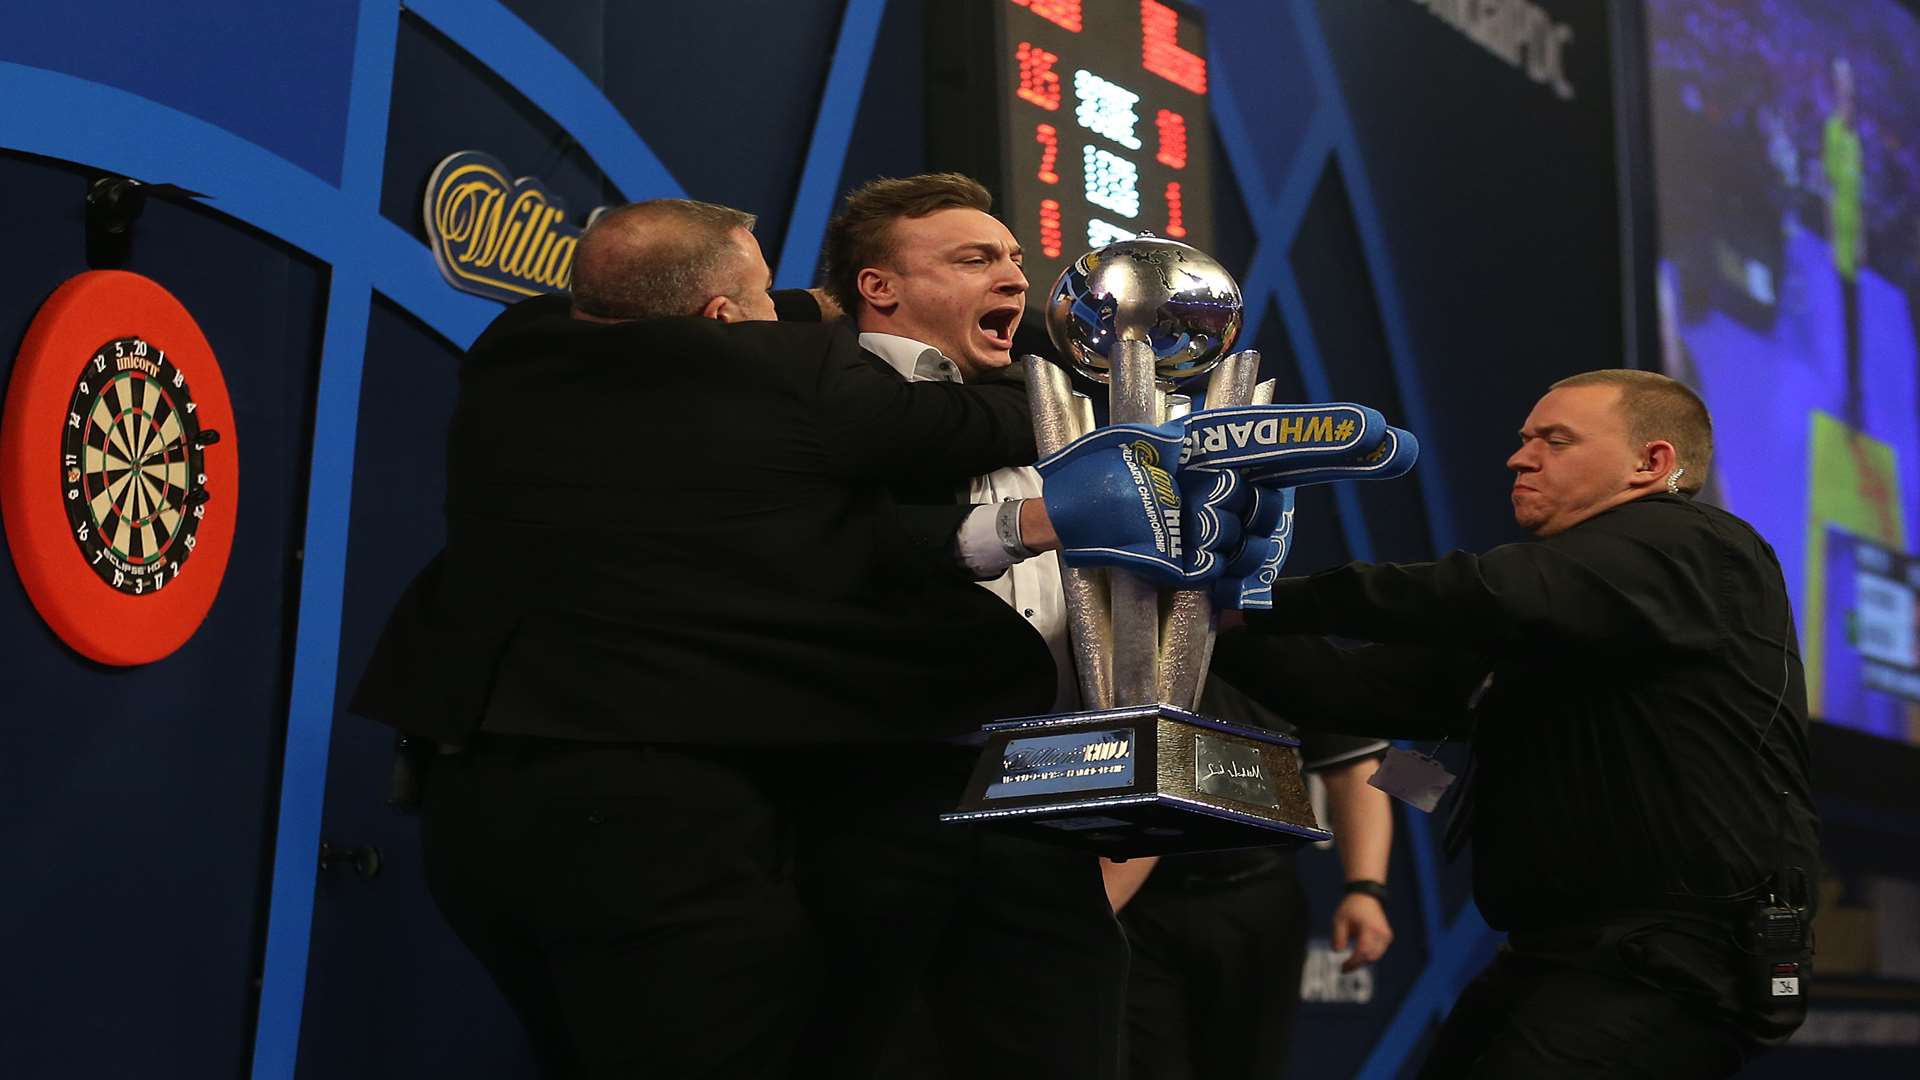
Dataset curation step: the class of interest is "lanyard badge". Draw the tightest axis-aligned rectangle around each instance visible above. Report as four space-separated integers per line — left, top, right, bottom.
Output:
1368 747 1456 812
1367 672 1493 813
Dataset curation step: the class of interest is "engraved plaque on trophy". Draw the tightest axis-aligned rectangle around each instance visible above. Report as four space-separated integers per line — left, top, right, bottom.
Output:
940 235 1331 858
945 705 1327 859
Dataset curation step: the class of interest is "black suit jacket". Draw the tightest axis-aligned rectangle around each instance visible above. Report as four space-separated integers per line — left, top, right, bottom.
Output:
353 298 1052 745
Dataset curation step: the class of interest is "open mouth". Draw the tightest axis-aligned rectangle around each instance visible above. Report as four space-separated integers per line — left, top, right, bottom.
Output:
977 306 1021 349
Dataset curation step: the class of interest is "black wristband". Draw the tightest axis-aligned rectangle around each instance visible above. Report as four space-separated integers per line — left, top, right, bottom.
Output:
1343 879 1388 903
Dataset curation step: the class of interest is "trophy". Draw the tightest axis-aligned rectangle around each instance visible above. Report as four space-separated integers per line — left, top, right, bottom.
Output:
941 236 1331 859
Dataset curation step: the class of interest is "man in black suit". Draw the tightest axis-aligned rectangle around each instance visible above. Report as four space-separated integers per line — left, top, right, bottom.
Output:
354 198 1064 1078
782 174 1128 1079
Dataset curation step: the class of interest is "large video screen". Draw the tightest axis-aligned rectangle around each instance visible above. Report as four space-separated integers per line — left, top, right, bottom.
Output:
1646 0 1920 742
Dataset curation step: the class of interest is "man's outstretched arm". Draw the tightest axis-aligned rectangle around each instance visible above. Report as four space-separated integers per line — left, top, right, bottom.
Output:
1211 632 1480 740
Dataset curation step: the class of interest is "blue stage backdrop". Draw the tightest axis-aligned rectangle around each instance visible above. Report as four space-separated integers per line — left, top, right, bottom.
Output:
3 3 1914 1078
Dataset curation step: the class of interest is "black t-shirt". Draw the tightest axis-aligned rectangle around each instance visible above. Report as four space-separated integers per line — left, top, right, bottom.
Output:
1213 493 1821 932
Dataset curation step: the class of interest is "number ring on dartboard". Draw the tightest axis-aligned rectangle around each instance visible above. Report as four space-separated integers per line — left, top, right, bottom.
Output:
62 336 214 595
0 270 239 666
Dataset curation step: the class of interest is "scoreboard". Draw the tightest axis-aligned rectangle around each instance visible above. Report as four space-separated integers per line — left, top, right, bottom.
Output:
929 0 1216 310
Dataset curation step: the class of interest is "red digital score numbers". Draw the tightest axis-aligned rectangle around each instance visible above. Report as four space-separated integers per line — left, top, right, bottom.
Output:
1008 0 1207 253
1011 0 1084 32
1035 123 1061 184
1140 0 1206 95
1017 41 1062 109
1039 198 1064 257
1154 108 1186 169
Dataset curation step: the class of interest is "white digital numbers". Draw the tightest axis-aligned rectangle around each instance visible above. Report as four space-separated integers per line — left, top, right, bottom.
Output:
1087 218 1137 248
1073 69 1141 150
1083 146 1141 219
998 2 1208 276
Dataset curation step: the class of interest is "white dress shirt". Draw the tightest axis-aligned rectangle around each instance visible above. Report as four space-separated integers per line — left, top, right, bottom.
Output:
860 333 1078 710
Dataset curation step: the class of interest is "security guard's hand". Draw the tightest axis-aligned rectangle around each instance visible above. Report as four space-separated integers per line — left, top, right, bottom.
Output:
1331 892 1394 972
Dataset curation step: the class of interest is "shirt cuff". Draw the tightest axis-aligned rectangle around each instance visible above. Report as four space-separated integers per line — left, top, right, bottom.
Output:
956 502 1018 580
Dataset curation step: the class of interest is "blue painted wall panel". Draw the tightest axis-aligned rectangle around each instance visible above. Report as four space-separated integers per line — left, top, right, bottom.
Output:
494 0 844 268
378 11 620 246
0 2 356 184
0 150 327 1078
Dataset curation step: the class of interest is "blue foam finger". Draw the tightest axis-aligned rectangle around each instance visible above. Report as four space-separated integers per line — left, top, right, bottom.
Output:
1180 403 1388 471
1037 411 1409 589
1215 486 1296 609
1243 425 1420 487
1210 485 1290 584
1178 467 1249 577
1242 483 1292 538
1035 421 1186 473
1219 533 1276 584
1039 422 1193 582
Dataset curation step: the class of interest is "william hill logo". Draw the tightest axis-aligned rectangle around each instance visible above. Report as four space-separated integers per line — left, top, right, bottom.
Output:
424 151 597 303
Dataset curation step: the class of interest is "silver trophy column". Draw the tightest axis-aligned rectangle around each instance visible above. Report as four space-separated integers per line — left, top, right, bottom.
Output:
1041 235 1246 711
942 237 1330 859
1024 359 1114 708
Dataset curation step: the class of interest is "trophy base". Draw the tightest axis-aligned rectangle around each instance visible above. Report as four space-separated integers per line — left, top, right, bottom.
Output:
940 704 1330 859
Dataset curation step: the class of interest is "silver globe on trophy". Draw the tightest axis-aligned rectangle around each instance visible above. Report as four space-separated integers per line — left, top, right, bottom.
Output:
941 235 1331 858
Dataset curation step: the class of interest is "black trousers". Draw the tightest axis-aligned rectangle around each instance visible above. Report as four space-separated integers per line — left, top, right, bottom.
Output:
791 745 1129 1080
1116 855 1308 1080
421 739 821 1079
1417 943 1757 1079
421 739 1126 1080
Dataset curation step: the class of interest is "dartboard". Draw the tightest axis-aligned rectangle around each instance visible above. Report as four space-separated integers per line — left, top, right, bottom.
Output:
62 335 217 595
1 271 239 666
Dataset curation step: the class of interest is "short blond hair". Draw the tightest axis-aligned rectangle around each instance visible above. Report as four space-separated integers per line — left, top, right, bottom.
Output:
1551 369 1713 494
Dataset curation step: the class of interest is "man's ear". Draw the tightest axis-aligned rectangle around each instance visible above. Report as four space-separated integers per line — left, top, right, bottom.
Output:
702 294 742 323
856 267 896 314
1631 439 1678 490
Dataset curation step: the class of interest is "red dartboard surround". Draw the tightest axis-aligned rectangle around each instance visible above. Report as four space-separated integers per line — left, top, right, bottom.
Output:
0 271 239 665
